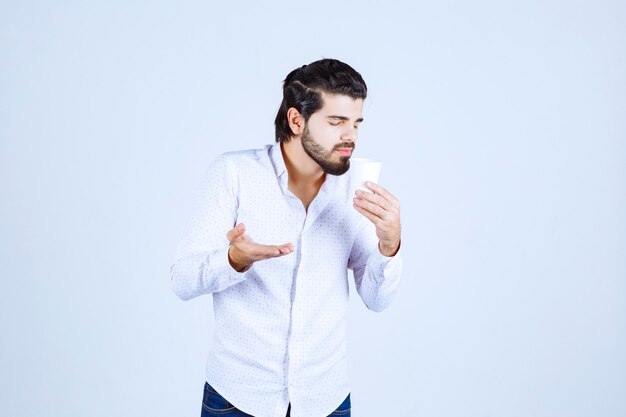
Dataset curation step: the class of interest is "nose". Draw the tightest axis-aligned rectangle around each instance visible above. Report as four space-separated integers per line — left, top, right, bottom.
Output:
341 125 358 142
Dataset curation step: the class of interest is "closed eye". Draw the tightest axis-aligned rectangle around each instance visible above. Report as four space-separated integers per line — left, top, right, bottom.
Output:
328 119 363 128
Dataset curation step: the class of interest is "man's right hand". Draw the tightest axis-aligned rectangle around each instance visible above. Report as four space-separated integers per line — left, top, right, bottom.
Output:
226 223 294 272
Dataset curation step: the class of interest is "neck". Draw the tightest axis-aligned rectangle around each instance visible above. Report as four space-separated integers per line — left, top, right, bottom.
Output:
281 139 326 189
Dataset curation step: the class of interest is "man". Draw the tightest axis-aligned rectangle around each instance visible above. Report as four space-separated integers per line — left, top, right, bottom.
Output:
170 58 403 417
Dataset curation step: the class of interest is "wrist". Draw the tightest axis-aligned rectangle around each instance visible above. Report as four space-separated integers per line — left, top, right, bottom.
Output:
378 239 400 257
228 246 251 272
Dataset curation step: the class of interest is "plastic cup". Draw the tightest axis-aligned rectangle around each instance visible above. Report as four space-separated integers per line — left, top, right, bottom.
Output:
348 158 382 197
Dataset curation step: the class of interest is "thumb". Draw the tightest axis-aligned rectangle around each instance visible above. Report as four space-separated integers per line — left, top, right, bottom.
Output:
227 223 246 242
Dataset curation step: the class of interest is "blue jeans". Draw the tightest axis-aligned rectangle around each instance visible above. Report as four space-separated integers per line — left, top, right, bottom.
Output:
201 381 351 417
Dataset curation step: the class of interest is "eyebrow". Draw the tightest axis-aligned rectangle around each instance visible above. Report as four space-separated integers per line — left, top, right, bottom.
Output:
327 115 364 123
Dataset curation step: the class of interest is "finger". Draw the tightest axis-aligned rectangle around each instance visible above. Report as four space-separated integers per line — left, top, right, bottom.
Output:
364 182 400 207
273 243 295 256
243 245 277 260
353 197 387 220
226 223 246 242
276 247 288 255
277 244 294 255
354 189 392 211
252 243 293 259
353 201 382 225
269 243 295 257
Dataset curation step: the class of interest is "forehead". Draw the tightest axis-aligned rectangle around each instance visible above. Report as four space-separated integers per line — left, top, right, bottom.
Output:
316 92 363 118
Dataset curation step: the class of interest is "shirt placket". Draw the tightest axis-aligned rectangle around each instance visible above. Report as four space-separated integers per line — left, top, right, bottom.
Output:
279 175 333 404
278 177 304 397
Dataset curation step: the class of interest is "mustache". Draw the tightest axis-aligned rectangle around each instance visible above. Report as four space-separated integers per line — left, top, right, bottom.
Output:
334 143 355 151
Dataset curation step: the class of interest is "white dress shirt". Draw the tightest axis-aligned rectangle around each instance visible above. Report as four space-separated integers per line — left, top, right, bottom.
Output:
170 142 402 417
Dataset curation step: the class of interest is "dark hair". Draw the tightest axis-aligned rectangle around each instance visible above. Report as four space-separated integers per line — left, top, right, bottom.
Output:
274 58 368 143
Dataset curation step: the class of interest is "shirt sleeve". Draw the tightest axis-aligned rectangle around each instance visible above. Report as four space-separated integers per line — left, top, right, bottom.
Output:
347 217 403 312
170 154 251 301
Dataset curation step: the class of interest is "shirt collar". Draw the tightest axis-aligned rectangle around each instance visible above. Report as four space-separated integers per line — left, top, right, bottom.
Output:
269 141 288 179
268 141 340 197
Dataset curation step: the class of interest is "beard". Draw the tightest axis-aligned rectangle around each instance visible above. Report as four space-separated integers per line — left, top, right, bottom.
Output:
300 123 354 176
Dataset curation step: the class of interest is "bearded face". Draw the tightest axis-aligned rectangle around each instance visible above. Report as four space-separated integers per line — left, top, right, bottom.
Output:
300 123 354 176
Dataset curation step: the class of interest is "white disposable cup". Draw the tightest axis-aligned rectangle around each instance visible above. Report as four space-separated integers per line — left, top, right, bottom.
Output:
348 158 382 197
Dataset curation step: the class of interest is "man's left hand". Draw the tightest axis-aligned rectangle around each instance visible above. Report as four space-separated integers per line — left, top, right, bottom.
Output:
352 181 401 257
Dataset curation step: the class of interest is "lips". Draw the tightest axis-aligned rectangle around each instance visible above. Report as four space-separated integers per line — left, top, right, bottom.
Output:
337 148 353 156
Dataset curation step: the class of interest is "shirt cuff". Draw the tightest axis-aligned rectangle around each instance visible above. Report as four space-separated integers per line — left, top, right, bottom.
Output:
367 240 403 283
207 246 251 287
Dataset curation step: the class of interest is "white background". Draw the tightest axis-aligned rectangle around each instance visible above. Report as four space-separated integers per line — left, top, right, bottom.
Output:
1 1 624 416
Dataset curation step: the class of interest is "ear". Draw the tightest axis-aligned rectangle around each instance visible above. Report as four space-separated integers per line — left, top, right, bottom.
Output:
287 107 305 136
